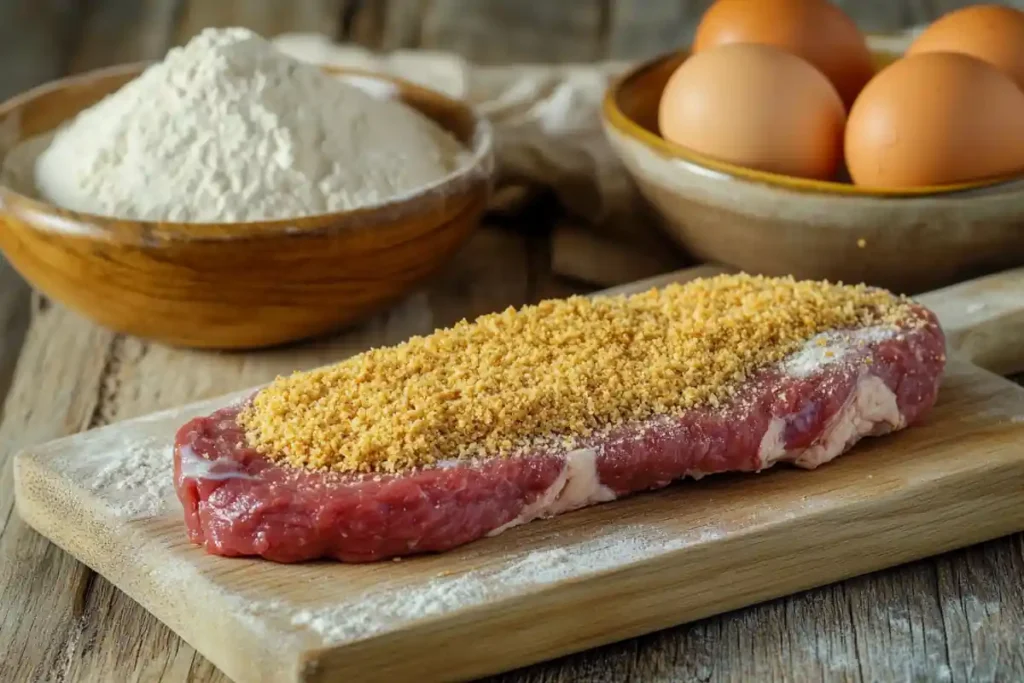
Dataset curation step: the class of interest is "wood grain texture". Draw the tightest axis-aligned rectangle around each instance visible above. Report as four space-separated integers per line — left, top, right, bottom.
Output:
174 0 343 43
496 534 1024 682
418 0 608 64
918 267 1024 376
0 302 116 683
0 64 493 348
606 0 712 60
13 266 1024 683
371 0 428 52
69 0 183 73
0 0 82 100
0 0 81 418
0 259 30 419
343 0 1024 61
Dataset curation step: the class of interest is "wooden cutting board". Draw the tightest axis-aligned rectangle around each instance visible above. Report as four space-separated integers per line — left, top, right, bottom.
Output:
14 266 1024 683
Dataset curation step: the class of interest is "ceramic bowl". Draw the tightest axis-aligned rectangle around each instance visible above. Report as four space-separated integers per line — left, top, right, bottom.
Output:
0 63 494 349
602 51 1024 294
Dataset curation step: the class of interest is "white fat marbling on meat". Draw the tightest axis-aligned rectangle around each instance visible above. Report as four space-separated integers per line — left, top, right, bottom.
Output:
758 417 789 471
790 375 902 468
487 448 616 536
760 375 903 471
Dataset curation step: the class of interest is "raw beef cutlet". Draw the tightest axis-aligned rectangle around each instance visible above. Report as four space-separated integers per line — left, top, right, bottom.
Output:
174 276 946 563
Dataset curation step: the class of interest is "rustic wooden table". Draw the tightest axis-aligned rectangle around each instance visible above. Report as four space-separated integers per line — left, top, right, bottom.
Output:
2 2 1023 681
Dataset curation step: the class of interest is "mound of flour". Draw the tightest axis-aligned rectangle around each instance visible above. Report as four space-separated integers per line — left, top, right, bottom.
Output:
33 27 468 222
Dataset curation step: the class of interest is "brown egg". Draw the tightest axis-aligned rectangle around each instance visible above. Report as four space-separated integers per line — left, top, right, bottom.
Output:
907 4 1024 91
659 43 845 180
845 52 1024 189
692 0 874 107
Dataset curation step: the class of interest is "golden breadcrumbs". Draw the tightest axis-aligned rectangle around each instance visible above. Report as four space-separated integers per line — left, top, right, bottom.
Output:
238 274 915 474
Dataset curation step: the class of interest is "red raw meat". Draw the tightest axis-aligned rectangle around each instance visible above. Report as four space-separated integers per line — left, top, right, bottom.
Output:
174 305 945 563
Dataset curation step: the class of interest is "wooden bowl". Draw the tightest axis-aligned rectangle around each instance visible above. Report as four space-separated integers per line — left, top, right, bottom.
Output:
602 51 1024 294
0 63 494 349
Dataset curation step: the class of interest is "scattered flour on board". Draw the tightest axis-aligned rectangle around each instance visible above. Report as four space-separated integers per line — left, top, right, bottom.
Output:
22 27 469 223
87 437 175 519
238 524 724 645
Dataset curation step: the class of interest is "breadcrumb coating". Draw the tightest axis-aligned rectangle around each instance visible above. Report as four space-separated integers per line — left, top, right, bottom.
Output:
238 274 915 473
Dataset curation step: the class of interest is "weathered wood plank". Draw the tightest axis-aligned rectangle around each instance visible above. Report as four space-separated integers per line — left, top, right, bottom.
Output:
375 0 429 51
0 10 82 676
337 0 387 47
935 537 1024 680
607 0 712 60
493 586 863 682
64 578 198 683
0 305 116 682
185 655 232 683
0 261 30 421
493 538 1024 683
844 561 953 681
69 0 184 73
0 0 82 99
174 0 345 44
0 0 82 418
418 0 607 64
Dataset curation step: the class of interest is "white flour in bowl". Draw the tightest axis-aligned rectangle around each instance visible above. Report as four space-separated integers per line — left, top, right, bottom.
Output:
30 27 468 223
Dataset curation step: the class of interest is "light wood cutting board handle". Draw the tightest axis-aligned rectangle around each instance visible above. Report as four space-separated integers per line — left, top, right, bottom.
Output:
917 267 1024 377
597 265 1024 377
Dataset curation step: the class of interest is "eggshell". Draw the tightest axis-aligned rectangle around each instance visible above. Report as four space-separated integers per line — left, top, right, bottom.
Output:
659 43 845 181
692 0 874 107
845 52 1024 189
908 4 1024 91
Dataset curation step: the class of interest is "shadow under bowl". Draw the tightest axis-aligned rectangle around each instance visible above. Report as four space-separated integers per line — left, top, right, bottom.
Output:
0 63 494 349
602 50 1024 294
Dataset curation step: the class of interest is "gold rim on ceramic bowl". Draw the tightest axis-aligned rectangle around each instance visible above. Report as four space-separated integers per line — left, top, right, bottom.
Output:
601 48 1024 294
603 50 1024 198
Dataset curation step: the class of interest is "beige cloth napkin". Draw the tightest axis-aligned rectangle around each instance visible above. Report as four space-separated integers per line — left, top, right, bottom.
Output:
273 31 920 286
